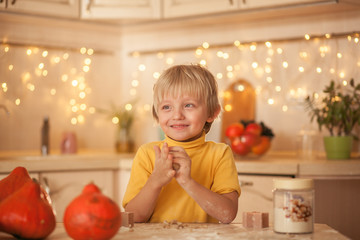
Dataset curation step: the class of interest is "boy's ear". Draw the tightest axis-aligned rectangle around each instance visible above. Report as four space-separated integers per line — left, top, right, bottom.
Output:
207 105 221 123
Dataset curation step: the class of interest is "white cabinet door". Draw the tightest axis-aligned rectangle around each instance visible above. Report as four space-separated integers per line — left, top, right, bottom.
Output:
6 0 79 18
238 0 332 9
117 168 131 211
81 0 161 19
163 0 238 18
234 175 292 224
39 170 115 222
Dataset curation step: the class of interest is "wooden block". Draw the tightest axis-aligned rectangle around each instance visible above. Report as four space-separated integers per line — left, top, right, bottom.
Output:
121 212 134 228
242 212 269 229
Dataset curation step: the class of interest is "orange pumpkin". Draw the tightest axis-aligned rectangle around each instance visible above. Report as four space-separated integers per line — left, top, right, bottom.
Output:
0 166 32 202
0 180 56 239
63 183 122 240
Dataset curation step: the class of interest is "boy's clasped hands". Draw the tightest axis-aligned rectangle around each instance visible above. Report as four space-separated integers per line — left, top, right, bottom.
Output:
153 142 192 188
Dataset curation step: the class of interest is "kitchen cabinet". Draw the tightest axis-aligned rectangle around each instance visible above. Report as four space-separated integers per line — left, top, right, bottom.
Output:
312 176 360 240
80 0 161 20
1 0 79 18
117 167 131 211
162 0 337 19
238 0 333 9
234 174 293 224
162 0 238 18
39 170 115 222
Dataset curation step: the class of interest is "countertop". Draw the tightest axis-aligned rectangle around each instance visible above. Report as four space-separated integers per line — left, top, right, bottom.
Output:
0 151 359 177
0 223 349 240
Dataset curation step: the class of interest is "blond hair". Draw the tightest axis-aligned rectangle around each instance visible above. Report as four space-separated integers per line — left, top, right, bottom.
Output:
152 64 220 133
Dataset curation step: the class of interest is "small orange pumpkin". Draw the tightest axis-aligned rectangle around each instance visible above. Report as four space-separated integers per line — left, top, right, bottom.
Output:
63 183 122 240
0 180 56 239
0 166 32 202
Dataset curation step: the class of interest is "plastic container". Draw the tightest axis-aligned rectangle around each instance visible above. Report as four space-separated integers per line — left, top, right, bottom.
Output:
273 178 314 234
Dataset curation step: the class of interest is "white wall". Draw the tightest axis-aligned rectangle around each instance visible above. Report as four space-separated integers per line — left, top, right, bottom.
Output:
0 14 123 152
119 10 360 153
0 9 359 154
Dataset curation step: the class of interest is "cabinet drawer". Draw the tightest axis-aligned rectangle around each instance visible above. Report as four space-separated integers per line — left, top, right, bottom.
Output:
234 174 292 224
40 170 114 222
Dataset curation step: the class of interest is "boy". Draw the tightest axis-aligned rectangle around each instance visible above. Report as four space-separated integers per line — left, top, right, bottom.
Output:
123 64 241 223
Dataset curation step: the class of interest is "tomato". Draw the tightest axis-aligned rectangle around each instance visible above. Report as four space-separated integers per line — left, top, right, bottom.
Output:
251 136 271 155
240 132 261 148
231 137 250 156
225 123 244 140
245 123 262 136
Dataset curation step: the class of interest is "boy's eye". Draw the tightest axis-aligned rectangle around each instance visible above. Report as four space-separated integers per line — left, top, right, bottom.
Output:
161 105 170 110
185 103 194 108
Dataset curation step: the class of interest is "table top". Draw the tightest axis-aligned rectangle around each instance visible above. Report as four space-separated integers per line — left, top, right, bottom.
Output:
0 223 349 240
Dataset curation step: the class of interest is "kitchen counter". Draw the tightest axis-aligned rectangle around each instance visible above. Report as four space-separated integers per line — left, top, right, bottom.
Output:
234 152 360 176
0 223 349 240
0 151 359 176
0 152 134 173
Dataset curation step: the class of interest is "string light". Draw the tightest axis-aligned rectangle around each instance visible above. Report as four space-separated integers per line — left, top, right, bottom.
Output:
202 42 210 49
152 72 160 79
234 40 241 47
250 44 256 51
196 48 203 56
166 57 174 65
42 51 48 57
224 104 232 112
2 31 359 129
112 116 119 124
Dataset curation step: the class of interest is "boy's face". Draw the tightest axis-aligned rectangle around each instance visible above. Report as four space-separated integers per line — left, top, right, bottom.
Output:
157 94 214 142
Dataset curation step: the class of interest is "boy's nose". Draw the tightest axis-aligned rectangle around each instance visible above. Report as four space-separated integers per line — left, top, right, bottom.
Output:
173 108 184 119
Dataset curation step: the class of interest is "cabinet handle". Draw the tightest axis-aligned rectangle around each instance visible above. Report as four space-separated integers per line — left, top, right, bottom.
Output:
228 0 233 5
86 0 94 12
239 180 272 201
11 0 16 5
38 176 57 216
42 177 51 195
240 180 253 187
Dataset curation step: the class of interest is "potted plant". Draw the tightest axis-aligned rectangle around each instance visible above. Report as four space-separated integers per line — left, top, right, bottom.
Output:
97 101 137 153
305 78 360 159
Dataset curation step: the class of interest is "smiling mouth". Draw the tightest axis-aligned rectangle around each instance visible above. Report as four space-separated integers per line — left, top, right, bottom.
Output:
171 124 188 129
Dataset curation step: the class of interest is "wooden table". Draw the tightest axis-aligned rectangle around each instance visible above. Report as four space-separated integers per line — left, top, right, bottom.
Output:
0 223 349 240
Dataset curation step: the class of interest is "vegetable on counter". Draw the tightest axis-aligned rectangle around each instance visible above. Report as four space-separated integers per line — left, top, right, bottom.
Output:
0 166 33 202
0 169 56 240
63 182 122 240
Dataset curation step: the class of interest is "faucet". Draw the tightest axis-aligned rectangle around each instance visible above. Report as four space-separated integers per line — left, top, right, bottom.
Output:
0 104 9 116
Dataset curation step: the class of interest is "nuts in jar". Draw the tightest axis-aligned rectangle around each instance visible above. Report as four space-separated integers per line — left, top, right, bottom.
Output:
273 178 314 234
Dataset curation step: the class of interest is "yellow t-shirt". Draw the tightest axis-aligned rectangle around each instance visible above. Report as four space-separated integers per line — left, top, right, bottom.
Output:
122 133 241 223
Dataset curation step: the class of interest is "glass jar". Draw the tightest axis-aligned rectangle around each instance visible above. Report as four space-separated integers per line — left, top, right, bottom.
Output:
273 178 314 234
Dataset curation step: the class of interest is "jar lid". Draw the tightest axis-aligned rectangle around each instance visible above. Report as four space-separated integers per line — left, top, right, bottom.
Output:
273 178 314 190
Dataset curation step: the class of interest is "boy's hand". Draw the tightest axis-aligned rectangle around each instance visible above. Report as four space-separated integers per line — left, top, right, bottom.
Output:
169 146 192 186
152 143 176 188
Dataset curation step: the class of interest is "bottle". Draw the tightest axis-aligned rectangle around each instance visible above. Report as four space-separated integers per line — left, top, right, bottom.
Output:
41 117 50 155
273 178 314 234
